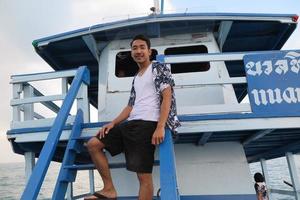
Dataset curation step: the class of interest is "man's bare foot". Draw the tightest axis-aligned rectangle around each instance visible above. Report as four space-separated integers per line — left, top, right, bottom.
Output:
84 189 117 200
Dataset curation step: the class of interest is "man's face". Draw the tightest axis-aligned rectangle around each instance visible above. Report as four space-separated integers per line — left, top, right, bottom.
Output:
131 39 152 64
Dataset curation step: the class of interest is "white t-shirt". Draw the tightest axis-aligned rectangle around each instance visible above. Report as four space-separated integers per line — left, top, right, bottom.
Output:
128 63 160 121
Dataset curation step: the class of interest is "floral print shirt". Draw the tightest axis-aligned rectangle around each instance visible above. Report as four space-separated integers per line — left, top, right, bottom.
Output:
255 182 269 200
128 61 181 132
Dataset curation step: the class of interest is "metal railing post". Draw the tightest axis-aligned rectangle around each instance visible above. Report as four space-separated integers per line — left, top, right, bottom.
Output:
286 152 300 200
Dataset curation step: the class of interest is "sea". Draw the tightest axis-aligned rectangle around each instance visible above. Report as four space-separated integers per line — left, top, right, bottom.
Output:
0 157 299 200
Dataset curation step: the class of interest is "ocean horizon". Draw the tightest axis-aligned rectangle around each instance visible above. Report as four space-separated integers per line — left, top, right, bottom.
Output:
0 156 299 199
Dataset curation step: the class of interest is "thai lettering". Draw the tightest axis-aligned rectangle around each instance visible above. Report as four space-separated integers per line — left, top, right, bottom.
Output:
251 87 300 106
245 51 300 76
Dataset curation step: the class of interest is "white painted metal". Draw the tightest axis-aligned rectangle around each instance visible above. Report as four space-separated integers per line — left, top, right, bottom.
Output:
66 182 73 200
61 77 68 95
23 85 34 121
24 152 35 183
175 77 247 85
286 152 300 200
178 103 251 115
106 142 256 196
11 94 66 106
11 115 75 129
23 86 36 186
77 84 90 123
12 83 22 123
164 52 244 63
11 70 77 83
175 142 255 195
97 46 110 116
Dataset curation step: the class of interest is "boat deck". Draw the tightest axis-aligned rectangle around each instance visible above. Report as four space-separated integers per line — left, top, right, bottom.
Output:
7 113 300 163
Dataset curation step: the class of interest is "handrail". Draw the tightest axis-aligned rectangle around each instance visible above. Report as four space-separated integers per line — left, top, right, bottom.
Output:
159 129 180 199
10 69 77 83
11 94 66 105
21 66 90 200
157 50 288 64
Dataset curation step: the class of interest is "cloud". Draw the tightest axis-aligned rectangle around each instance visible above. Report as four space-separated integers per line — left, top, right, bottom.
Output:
0 0 168 163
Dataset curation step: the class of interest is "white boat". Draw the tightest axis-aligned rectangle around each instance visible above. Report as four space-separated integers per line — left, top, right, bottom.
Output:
7 1 300 199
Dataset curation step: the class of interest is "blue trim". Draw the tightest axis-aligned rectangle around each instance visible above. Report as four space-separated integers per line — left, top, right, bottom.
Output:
7 121 108 135
21 67 90 200
159 129 180 199
52 109 83 200
156 54 165 63
33 13 297 45
7 111 300 135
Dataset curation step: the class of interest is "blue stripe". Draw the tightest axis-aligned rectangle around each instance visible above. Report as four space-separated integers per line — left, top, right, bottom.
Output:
7 122 108 135
7 110 300 135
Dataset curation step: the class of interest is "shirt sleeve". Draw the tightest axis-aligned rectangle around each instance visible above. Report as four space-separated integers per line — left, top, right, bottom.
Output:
127 80 135 107
159 64 175 92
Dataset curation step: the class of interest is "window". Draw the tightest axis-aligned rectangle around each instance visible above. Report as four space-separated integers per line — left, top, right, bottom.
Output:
115 49 158 78
164 45 210 74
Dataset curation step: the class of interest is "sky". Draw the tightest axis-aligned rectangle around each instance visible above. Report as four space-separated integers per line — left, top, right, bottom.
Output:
0 0 300 164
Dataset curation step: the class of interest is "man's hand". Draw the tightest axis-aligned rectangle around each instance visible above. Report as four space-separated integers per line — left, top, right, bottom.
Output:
96 122 115 139
151 127 165 145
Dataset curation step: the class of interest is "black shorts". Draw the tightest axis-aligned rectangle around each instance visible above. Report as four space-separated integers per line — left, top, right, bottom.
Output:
98 120 157 173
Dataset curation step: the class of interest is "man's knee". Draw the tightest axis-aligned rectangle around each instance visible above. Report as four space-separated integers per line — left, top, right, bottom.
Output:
86 137 104 152
137 173 153 186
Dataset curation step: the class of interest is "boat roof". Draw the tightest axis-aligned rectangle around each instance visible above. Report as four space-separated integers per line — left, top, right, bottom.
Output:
33 12 298 107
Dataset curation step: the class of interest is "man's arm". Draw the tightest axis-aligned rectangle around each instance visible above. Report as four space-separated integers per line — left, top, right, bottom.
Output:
97 105 133 139
152 86 172 145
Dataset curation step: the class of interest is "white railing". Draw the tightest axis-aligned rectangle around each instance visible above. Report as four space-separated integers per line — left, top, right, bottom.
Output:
160 51 251 115
10 69 90 130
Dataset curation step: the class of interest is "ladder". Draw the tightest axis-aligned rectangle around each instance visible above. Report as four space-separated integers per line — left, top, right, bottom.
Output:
19 66 180 199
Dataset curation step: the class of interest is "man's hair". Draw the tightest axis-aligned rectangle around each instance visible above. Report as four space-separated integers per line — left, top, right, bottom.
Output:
254 172 265 182
130 34 151 49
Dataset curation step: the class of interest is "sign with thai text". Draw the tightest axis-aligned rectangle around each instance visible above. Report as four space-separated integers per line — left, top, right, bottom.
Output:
243 50 300 116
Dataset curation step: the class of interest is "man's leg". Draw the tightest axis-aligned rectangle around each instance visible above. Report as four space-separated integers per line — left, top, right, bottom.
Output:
137 173 153 200
85 137 117 198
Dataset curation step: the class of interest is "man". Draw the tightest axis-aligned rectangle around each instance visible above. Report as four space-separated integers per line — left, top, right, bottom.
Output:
85 35 180 200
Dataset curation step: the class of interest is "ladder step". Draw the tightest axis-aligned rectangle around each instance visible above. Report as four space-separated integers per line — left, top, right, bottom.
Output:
68 140 84 153
65 160 160 170
60 169 77 182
